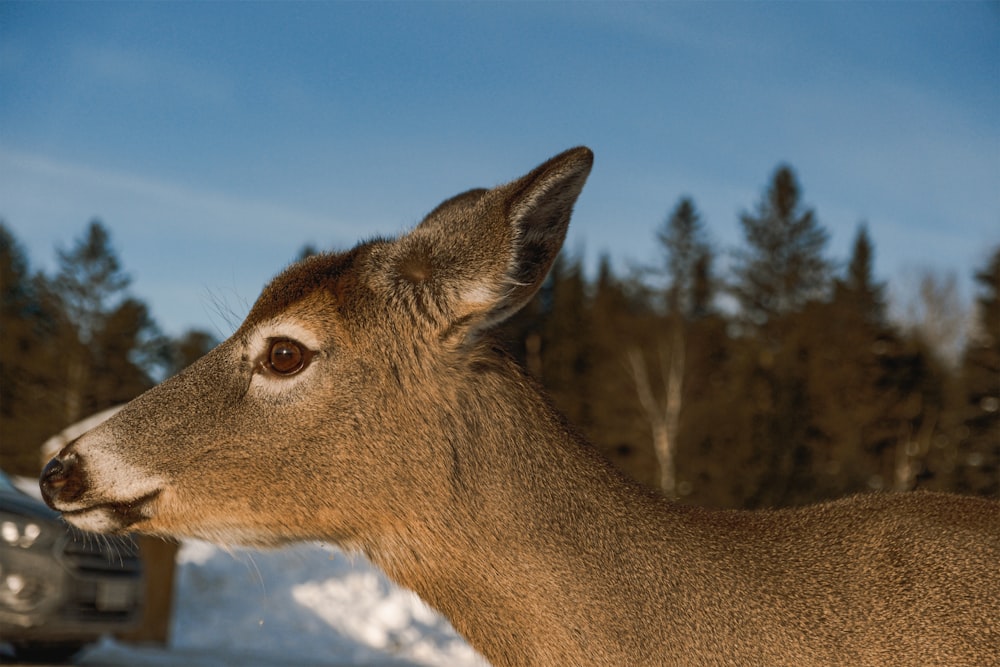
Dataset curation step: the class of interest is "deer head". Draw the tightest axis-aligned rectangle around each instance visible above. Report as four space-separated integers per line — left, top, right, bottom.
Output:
40 147 594 550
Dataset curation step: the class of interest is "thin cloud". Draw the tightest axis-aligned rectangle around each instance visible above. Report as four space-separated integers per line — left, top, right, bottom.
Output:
70 43 237 109
0 147 356 246
0 148 362 335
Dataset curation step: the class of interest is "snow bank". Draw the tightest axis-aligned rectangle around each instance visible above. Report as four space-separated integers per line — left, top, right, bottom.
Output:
80 541 487 667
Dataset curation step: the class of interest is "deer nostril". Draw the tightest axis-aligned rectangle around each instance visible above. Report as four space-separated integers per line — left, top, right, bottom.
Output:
40 454 82 508
42 456 67 486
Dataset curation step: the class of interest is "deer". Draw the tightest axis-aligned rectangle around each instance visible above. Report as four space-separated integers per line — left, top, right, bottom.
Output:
40 147 999 666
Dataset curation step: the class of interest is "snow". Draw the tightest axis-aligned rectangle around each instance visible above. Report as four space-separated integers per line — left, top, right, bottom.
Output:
77 541 487 667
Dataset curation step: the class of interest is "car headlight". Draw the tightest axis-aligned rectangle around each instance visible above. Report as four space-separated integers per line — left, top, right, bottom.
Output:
0 514 56 550
0 550 64 615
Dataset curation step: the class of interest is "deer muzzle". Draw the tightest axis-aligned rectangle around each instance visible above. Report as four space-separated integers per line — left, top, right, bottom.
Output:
40 444 161 534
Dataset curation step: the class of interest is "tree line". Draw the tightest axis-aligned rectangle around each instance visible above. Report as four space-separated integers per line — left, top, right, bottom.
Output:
496 165 998 507
0 220 216 475
1 163 997 507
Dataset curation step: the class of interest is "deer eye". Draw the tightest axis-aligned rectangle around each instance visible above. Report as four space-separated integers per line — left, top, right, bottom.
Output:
265 339 311 375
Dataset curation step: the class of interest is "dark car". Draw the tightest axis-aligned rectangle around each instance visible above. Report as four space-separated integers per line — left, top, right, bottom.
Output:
0 470 143 663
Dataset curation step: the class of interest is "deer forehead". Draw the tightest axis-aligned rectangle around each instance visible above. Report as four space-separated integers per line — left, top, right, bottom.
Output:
241 247 365 332
241 241 443 353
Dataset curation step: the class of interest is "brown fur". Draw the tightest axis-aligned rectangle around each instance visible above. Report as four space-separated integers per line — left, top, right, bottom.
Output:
41 147 1000 666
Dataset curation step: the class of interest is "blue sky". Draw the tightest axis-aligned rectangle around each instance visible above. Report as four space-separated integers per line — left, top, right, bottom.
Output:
2 2 998 338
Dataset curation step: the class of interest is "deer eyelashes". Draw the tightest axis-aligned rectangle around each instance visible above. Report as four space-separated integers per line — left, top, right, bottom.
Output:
259 338 315 377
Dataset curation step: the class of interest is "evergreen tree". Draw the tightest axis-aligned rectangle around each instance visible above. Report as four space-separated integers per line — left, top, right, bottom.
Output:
726 166 833 507
46 220 163 423
731 165 831 328
52 220 130 346
656 197 713 318
689 252 715 322
955 247 1000 495
588 256 659 488
496 252 593 430
537 253 592 429
802 224 894 497
876 332 949 491
834 224 886 326
90 297 168 405
0 224 36 424
0 223 61 473
0 220 218 475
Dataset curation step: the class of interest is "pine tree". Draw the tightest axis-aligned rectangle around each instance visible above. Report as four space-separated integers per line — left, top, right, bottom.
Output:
0 223 62 473
731 165 831 328
877 332 949 492
727 166 832 507
588 256 659 488
812 225 891 489
496 252 593 431
835 224 886 326
537 253 592 429
90 297 168 405
52 220 130 346
955 247 1000 495
47 220 162 423
656 197 713 319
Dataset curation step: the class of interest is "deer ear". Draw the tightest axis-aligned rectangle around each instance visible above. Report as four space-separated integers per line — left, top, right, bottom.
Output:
396 147 593 332
492 146 594 324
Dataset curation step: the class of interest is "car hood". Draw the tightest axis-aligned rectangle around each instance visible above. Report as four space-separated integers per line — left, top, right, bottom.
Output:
0 487 62 524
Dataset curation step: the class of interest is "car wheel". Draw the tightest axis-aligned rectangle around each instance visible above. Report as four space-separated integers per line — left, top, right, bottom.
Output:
10 641 88 664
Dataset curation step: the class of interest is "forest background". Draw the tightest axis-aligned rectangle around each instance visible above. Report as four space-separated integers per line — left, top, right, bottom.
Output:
2 161 998 508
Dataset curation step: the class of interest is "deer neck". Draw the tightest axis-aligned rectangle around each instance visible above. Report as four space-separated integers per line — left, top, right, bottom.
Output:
362 354 666 665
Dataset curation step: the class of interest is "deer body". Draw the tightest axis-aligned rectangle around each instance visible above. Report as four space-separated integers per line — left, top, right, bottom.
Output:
41 148 999 666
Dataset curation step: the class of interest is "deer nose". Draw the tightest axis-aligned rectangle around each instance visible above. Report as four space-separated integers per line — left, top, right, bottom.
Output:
40 453 85 509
